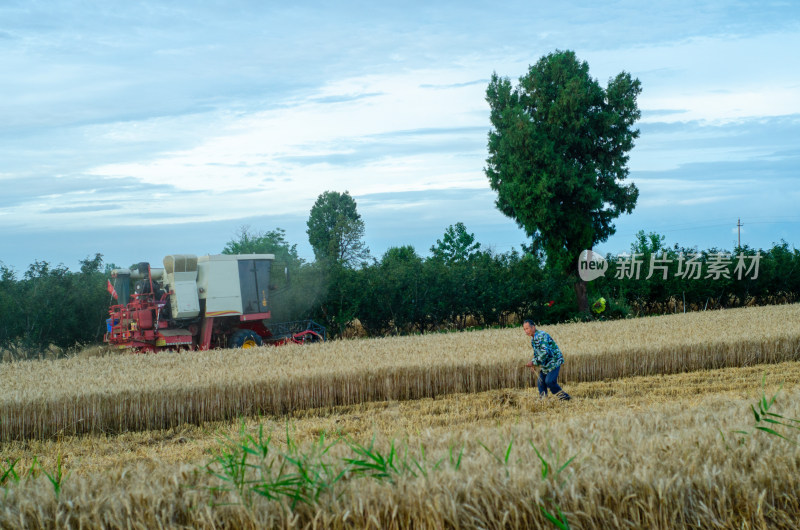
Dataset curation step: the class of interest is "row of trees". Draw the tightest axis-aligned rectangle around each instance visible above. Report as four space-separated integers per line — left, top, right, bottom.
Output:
1 217 797 360
0 254 110 360
293 244 800 338
593 233 800 315
224 208 799 338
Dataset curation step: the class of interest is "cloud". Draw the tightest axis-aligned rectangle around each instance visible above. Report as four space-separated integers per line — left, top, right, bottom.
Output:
310 92 384 104
0 174 177 208
77 67 492 205
43 204 120 214
275 127 487 168
641 109 689 118
419 79 489 90
371 126 488 138
632 114 800 171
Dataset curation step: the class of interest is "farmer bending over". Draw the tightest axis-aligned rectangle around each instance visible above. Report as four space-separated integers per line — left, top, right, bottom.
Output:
523 320 571 401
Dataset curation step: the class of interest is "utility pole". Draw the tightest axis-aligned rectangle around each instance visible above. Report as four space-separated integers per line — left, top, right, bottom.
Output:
737 218 742 248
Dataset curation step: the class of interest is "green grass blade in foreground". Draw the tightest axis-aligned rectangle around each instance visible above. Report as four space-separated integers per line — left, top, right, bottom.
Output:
530 442 550 480
540 504 571 530
448 444 464 471
0 458 20 485
754 426 800 446
477 438 514 468
344 438 399 482
730 372 800 446
41 454 66 500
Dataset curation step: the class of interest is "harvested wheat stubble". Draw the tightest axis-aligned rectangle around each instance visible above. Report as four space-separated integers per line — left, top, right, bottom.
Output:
1 304 799 441
5 361 799 479
2 377 800 529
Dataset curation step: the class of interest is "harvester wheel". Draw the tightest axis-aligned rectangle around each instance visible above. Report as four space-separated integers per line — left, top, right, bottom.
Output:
230 329 263 349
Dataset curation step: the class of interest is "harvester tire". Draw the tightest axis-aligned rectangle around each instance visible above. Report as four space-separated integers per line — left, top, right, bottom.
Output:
230 329 263 349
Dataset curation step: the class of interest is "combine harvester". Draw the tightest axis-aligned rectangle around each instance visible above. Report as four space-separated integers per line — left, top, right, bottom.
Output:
104 254 324 352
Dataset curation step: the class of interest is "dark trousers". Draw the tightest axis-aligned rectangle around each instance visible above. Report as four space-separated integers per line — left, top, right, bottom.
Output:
537 365 570 400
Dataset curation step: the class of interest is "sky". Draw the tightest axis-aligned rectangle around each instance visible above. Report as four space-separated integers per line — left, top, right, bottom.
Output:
1 0 799 273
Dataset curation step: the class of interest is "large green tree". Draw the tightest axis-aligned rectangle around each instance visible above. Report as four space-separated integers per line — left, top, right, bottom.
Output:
485 49 641 312
306 191 370 267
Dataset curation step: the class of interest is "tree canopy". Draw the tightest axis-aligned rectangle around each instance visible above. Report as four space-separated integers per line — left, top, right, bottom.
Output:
222 226 304 295
430 222 481 265
306 191 370 267
222 226 303 267
485 49 641 311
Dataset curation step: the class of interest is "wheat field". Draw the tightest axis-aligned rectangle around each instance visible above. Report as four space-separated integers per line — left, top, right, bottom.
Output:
1 304 799 441
1 361 799 529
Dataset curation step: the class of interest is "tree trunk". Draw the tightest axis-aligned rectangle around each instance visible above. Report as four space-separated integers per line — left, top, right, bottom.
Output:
574 279 589 314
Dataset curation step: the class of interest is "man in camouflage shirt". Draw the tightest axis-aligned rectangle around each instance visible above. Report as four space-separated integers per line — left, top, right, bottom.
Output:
523 320 571 401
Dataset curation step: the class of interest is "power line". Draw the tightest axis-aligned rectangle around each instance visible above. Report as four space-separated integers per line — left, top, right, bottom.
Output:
613 218 800 239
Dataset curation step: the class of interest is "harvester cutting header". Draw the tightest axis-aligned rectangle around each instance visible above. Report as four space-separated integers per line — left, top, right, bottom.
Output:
105 253 324 352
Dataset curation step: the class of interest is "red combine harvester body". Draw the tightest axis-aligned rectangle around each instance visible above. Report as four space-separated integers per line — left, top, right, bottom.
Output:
104 254 324 352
